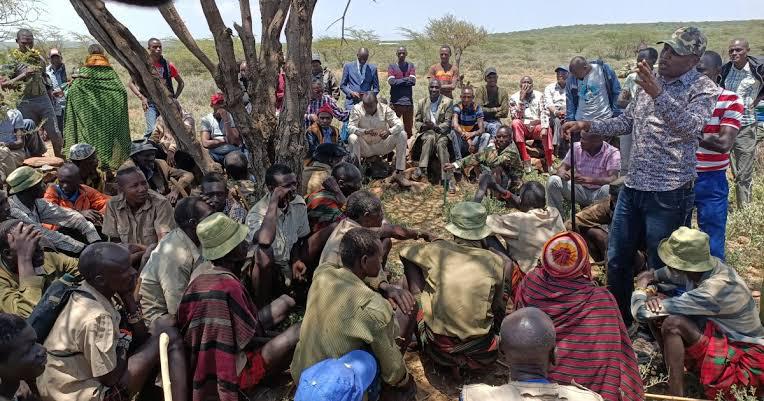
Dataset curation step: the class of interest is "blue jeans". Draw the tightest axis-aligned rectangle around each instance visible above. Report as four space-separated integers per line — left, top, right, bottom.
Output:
692 170 728 260
607 183 694 325
209 144 246 164
484 120 502 138
144 102 159 139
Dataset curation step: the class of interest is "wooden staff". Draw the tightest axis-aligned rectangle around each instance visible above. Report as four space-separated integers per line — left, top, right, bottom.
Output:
569 133 577 231
644 393 709 401
159 332 172 401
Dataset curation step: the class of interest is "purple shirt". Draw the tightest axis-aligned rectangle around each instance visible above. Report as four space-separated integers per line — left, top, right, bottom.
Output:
562 142 621 189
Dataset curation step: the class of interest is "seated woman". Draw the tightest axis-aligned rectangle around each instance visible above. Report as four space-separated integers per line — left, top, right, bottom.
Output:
515 231 644 401
201 93 247 165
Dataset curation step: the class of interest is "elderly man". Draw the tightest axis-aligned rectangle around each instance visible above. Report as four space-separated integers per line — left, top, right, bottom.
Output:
411 79 454 185
475 67 509 138
387 46 417 137
462 308 604 401
306 162 362 233
427 45 460 99
347 92 408 179
179 213 300 401
546 134 620 213
721 38 764 208
38 243 189 401
139 197 212 325
511 76 551 171
46 48 67 133
0 219 79 317
6 166 100 255
401 201 511 374
340 47 379 110
311 53 340 100
43 163 110 226
3 29 62 157
128 38 185 138
120 141 193 205
292 227 417 400
694 51 744 260
102 166 176 246
201 93 246 164
544 66 569 157
564 27 718 326
632 227 764 398
304 80 348 129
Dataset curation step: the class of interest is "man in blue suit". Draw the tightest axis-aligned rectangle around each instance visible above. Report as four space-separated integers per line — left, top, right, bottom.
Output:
341 48 380 109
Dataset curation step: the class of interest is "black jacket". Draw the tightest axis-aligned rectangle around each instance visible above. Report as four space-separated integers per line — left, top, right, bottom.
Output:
721 55 764 101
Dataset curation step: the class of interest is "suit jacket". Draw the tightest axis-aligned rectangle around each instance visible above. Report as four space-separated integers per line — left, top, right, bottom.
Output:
414 95 454 135
340 61 380 108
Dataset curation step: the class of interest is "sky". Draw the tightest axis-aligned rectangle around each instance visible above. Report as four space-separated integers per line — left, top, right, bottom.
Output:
35 0 764 41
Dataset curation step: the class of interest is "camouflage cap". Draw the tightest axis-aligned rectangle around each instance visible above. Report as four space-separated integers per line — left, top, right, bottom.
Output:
68 143 96 161
657 26 707 57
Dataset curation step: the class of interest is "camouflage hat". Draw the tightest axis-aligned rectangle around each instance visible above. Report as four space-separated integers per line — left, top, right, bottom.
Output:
68 143 96 161
657 26 707 57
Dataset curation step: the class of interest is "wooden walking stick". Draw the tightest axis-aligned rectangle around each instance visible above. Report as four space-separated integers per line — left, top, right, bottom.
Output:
569 132 577 231
159 332 173 401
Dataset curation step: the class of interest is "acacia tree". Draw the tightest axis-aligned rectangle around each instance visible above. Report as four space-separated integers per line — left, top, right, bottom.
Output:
69 0 317 195
402 14 487 73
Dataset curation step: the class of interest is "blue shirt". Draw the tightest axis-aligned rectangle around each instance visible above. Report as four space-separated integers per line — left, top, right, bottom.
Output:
454 103 484 131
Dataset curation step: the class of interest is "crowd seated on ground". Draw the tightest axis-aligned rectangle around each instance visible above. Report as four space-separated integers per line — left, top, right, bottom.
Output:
0 25 763 401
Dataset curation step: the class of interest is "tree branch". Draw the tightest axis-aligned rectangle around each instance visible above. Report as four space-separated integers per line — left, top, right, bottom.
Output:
234 0 256 66
158 3 217 76
326 0 351 43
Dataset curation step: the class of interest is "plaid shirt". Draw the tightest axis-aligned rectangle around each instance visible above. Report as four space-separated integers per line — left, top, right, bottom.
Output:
723 62 762 126
590 68 717 191
305 94 349 127
9 196 100 254
561 142 621 189
224 197 247 224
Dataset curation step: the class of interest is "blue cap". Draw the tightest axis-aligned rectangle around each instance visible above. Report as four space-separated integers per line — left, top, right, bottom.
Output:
294 350 377 401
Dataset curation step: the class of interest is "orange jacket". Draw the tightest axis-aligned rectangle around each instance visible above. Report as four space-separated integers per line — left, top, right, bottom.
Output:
43 184 110 214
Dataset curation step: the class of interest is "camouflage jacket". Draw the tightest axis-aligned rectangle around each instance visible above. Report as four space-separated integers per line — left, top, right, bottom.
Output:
455 142 524 190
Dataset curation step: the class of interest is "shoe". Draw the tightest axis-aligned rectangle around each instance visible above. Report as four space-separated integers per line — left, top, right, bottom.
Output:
449 184 457 194
411 168 426 182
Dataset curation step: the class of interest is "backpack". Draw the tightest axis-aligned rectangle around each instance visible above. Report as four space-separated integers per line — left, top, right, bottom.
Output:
27 273 94 345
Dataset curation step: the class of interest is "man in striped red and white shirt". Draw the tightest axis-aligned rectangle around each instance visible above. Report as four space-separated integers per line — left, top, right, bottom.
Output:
694 51 744 259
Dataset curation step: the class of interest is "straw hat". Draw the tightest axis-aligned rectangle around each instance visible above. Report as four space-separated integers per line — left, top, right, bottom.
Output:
196 212 249 261
657 227 717 273
6 166 43 195
445 202 492 241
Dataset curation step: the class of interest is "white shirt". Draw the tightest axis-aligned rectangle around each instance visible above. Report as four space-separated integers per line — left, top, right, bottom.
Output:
575 63 612 121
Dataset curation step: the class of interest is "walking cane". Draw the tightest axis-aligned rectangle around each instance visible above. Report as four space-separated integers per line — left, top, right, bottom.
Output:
159 333 173 401
569 132 577 231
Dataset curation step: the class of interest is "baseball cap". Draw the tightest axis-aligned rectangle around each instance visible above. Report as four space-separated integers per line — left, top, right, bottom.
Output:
484 67 497 79
49 48 61 57
657 26 707 57
312 53 322 62
294 350 378 401
554 65 568 73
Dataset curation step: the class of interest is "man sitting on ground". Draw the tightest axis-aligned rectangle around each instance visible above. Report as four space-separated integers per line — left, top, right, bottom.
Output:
304 79 348 129
401 201 511 375
305 103 342 161
300 143 347 197
38 243 189 401
139 197 212 325
347 93 408 183
200 173 247 224
306 162 362 233
410 79 454 186
43 163 110 226
567 179 627 263
120 141 193 205
294 350 378 401
633 227 764 399
0 220 79 317
445 125 524 194
511 76 551 171
69 143 109 194
485 181 564 290
0 313 48 401
7 166 100 255
461 307 604 401
102 166 176 247
0 108 27 181
452 86 488 156
546 134 620 214
224 151 257 209
178 213 300 401
475 67 509 138
291 227 417 400
201 93 247 164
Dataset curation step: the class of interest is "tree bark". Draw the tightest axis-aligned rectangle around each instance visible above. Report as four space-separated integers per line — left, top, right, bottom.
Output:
276 0 316 176
158 3 217 76
68 0 217 173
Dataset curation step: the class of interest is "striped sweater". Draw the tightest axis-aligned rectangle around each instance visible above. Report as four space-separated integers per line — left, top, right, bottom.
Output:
696 89 744 172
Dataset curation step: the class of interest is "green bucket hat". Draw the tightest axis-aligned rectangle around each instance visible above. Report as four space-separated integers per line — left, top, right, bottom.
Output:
657 227 717 273
6 166 43 195
196 212 250 261
445 201 492 241
657 26 707 57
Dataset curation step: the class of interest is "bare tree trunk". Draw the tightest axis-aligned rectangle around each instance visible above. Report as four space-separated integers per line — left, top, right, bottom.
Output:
276 0 316 176
454 47 464 88
69 0 217 173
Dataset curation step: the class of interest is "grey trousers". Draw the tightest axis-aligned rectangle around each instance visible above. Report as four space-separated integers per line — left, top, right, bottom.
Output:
18 95 61 156
546 174 610 213
732 123 759 208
